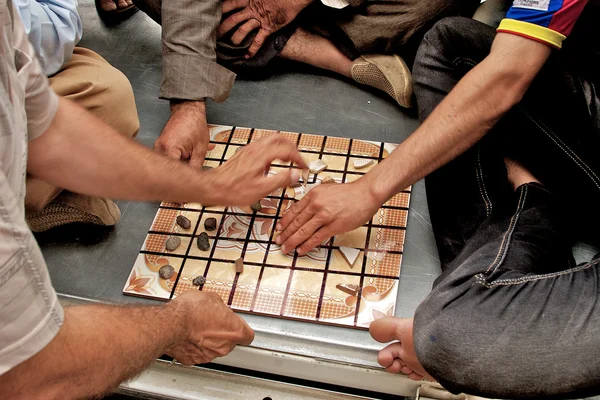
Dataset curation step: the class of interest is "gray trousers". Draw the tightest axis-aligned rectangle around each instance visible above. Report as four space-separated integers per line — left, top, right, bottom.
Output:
412 14 600 398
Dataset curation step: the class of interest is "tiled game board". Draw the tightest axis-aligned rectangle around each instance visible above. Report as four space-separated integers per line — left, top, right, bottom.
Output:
123 125 411 329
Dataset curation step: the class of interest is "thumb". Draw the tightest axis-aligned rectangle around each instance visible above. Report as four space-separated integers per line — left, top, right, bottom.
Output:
370 317 411 343
189 151 206 169
260 169 300 194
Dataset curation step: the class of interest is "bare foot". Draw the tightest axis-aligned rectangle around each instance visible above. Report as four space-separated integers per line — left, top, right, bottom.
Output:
504 158 541 190
370 317 435 381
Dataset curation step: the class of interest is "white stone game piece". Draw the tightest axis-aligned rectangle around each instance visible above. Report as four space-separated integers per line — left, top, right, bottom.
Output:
339 246 360 268
353 158 374 169
308 159 327 174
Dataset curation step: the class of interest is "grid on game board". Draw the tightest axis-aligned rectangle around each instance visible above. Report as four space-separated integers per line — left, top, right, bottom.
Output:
124 125 410 329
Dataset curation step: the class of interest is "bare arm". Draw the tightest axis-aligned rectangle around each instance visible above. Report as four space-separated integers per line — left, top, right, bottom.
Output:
364 33 551 203
276 33 552 254
0 291 254 400
28 98 306 207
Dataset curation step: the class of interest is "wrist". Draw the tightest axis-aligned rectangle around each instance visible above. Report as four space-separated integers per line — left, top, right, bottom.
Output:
358 172 392 207
170 100 207 120
164 298 189 348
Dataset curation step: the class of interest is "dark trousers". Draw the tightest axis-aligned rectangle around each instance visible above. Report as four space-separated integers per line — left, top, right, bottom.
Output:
411 17 600 399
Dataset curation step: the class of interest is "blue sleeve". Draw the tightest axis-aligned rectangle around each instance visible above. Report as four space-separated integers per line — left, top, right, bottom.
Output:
15 0 83 76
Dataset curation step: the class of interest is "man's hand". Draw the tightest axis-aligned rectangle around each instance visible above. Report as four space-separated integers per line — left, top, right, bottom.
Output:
154 101 214 168
203 134 308 206
218 0 312 58
167 290 254 365
370 317 435 381
275 179 380 255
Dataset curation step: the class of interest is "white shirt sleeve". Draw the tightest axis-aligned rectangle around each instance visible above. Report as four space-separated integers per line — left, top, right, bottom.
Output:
14 0 83 76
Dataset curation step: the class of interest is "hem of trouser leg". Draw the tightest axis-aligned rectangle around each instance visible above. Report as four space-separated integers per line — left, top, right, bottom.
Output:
474 184 529 285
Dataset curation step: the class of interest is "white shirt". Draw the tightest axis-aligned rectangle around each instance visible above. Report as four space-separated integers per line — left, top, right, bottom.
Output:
0 0 62 375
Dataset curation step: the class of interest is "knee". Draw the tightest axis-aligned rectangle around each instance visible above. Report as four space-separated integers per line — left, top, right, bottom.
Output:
88 65 140 138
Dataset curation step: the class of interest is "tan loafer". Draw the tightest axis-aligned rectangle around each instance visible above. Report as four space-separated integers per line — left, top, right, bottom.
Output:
351 54 413 108
26 192 121 233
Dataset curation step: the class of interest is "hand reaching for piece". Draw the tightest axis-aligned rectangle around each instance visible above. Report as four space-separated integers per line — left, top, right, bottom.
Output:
370 317 435 381
166 290 254 365
275 179 380 255
203 134 308 206
218 0 313 58
154 101 214 169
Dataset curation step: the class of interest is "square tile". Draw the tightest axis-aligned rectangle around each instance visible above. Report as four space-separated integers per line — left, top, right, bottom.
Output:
150 208 201 235
350 140 381 157
231 264 262 310
266 245 295 266
231 127 252 144
251 128 278 141
298 134 324 151
218 213 251 240
243 241 271 263
253 267 291 314
212 239 244 261
384 192 411 209
209 125 233 143
319 273 362 325
294 247 329 270
123 254 184 300
329 247 365 273
224 144 243 160
348 157 378 173
206 143 226 160
187 234 216 258
324 136 351 154
372 208 408 228
333 227 369 249
367 227 405 253
343 172 363 183
171 258 209 297
249 217 275 241
143 233 192 256
282 271 324 320
202 261 237 303
320 154 347 172
197 212 225 238
364 252 402 278
356 277 398 328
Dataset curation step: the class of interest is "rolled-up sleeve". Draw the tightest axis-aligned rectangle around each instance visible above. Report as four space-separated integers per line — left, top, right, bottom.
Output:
160 0 235 102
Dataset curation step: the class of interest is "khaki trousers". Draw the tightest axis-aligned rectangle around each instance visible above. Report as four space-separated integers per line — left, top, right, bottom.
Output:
25 47 140 212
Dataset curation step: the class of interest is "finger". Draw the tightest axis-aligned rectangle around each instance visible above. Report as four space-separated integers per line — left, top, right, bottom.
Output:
296 224 336 255
117 0 128 8
222 0 248 14
189 149 207 169
246 29 270 58
258 135 308 169
280 215 324 255
258 169 300 199
400 365 414 375
231 19 260 45
370 316 411 343
218 9 254 38
275 199 311 242
208 143 216 151
236 316 255 346
275 200 314 245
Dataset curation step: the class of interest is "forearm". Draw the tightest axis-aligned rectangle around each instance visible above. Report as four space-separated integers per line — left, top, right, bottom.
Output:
0 303 181 400
160 0 234 102
364 37 551 203
27 97 213 203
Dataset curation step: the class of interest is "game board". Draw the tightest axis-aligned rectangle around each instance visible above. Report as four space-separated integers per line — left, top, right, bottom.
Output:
123 125 411 329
